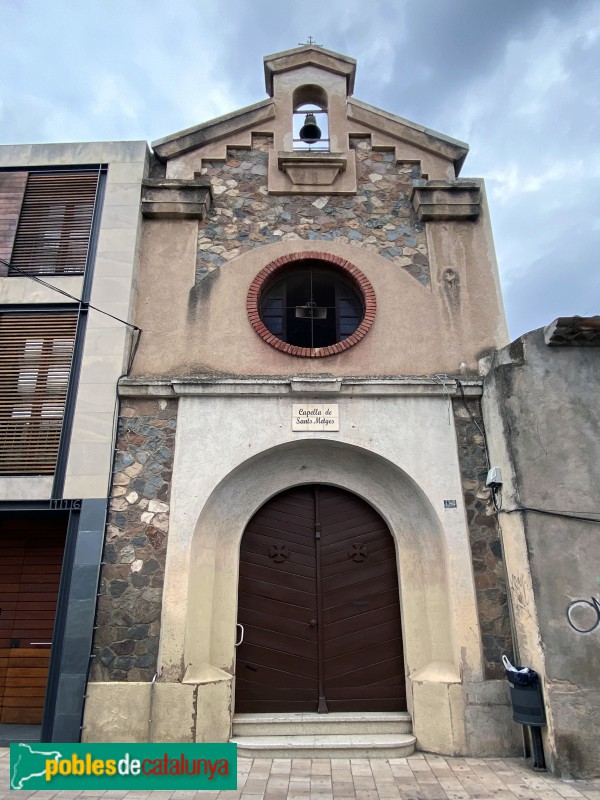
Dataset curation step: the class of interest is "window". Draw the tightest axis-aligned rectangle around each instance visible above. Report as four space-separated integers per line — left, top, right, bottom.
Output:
247 253 376 357
293 85 329 152
8 171 100 276
0 311 78 474
261 263 363 348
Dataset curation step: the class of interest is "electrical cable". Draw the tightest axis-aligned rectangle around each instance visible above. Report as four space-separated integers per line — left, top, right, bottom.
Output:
1 256 143 497
497 506 600 524
456 378 490 466
1 253 142 374
0 257 141 333
455 378 504 511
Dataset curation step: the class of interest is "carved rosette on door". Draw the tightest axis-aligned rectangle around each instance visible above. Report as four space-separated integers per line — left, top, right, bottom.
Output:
235 484 405 713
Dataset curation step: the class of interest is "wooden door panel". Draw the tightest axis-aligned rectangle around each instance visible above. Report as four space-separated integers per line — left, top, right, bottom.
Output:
234 683 318 713
238 591 317 624
321 559 399 594
322 538 394 569
322 571 398 608
238 577 316 609
0 517 65 724
239 561 315 592
243 524 317 550
242 624 317 659
324 620 404 660
0 649 51 724
5 676 48 688
240 642 317 680
241 607 318 640
326 655 405 687
239 546 315 573
237 659 317 690
327 681 406 697
6 609 56 620
236 487 318 712
251 507 315 531
8 600 58 611
326 689 407 712
320 486 405 712
320 518 388 543
323 602 400 638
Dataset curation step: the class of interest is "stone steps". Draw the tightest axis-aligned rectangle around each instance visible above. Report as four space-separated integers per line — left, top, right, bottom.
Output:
230 712 416 759
232 711 413 736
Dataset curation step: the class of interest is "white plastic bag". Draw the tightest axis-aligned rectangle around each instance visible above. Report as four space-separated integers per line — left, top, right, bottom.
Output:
502 654 530 675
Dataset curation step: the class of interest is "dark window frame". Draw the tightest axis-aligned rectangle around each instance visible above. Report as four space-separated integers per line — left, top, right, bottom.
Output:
4 166 105 279
0 305 82 480
247 252 376 358
260 262 364 349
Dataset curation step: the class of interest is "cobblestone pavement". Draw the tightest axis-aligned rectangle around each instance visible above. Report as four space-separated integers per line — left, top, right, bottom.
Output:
2 749 599 799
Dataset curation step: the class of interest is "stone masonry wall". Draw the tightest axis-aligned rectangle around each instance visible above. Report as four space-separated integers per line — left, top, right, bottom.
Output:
90 398 177 682
453 397 514 679
197 135 430 285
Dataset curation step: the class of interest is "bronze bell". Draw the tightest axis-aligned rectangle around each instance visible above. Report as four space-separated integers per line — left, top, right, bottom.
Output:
299 112 322 144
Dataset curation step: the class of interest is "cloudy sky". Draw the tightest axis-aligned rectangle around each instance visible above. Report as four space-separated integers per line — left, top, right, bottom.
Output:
2 0 598 339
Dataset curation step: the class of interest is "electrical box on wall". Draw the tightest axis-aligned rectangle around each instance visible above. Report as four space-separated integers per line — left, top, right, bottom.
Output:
486 467 503 487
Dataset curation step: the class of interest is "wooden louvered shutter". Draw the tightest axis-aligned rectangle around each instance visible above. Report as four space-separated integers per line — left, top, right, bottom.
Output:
9 172 99 276
0 311 78 474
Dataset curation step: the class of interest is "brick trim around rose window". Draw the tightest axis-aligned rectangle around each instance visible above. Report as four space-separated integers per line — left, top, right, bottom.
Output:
247 251 376 357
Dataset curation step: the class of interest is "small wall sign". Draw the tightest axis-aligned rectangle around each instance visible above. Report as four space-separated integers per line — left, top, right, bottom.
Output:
292 404 339 431
444 499 457 508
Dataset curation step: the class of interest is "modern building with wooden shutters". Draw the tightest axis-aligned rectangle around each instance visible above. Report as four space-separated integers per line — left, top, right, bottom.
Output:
0 141 148 740
79 45 522 760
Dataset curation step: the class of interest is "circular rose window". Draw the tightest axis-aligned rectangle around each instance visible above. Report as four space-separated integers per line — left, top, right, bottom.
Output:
247 252 376 357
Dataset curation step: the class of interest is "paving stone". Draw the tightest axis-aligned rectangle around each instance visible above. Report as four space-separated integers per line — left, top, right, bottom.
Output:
2 750 598 799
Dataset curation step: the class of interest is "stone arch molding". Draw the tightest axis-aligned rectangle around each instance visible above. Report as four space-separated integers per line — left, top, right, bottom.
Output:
169 439 458 690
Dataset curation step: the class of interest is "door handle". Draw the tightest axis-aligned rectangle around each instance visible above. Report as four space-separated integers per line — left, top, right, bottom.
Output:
309 619 318 628
235 623 244 646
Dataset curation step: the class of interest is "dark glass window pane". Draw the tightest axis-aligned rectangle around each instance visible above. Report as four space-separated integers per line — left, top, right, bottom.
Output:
262 296 284 336
259 262 364 349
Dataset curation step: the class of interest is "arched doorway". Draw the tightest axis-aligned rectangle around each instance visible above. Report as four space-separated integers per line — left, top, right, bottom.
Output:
235 484 406 713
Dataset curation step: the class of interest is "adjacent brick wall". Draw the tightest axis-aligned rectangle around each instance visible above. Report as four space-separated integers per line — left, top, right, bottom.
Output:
453 397 514 678
197 135 430 285
90 399 177 682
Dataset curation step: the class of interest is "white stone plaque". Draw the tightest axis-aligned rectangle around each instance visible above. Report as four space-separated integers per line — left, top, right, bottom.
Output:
292 403 339 431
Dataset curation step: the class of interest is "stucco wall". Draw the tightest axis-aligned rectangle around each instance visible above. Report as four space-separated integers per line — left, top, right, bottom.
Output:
133 63 507 378
84 381 517 754
132 150 506 378
83 50 513 754
483 329 600 778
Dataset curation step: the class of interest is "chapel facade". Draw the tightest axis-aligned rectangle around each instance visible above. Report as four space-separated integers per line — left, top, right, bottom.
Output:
81 45 517 758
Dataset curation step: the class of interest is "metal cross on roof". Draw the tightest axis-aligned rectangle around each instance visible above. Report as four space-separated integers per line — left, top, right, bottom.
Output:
299 36 323 47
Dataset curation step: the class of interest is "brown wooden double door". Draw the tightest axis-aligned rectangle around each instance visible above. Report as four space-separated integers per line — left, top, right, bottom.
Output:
236 485 406 713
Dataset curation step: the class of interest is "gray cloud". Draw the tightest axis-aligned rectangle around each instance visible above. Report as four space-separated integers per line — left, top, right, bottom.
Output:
1 0 598 339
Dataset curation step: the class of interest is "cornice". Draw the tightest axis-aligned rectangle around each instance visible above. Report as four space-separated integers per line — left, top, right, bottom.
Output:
152 99 275 161
118 376 483 398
